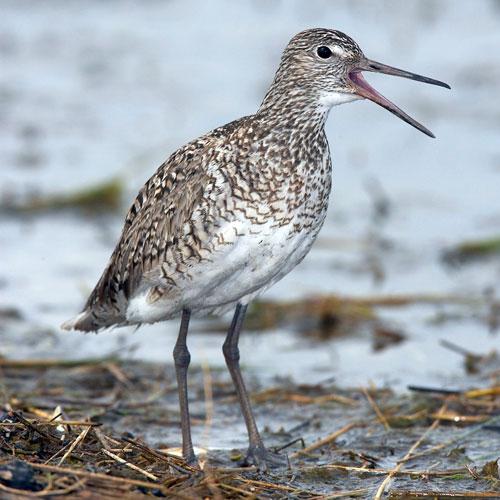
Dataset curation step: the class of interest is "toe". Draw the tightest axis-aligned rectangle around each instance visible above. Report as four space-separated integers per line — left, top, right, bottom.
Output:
244 445 289 472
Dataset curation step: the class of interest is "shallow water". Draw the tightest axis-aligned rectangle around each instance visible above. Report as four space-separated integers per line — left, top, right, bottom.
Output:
1 0 499 390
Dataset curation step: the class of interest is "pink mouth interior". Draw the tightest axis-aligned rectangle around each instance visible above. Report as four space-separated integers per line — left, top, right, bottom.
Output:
348 70 391 106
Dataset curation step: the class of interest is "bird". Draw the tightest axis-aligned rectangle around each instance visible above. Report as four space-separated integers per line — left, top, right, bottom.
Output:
62 28 449 471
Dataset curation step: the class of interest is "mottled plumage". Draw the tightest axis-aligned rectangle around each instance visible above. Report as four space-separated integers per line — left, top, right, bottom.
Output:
62 28 449 470
64 29 351 332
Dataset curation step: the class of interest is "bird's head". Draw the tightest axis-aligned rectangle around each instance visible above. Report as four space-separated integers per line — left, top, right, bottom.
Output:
273 28 450 137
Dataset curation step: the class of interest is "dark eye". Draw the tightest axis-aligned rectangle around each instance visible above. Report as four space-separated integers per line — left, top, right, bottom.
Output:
317 46 332 59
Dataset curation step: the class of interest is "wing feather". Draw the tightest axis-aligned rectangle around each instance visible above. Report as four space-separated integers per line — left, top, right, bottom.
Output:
64 117 246 331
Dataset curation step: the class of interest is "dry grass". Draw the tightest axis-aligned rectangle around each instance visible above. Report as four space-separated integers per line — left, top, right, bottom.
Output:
0 358 500 497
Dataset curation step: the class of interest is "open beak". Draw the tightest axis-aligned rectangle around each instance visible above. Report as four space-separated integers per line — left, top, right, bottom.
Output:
348 59 450 138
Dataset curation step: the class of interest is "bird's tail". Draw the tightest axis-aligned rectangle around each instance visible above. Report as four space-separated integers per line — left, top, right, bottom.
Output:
62 249 129 332
61 310 98 332
61 308 121 332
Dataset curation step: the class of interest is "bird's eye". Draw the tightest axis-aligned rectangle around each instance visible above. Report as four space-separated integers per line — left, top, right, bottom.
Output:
316 46 332 59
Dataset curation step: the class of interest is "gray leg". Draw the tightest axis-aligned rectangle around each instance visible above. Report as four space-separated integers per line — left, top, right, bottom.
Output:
223 303 288 471
173 309 197 465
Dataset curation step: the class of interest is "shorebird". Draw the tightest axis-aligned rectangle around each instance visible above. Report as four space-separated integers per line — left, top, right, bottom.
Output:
62 28 449 470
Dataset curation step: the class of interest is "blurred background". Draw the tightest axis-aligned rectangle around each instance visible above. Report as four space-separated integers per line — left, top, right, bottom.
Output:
1 0 499 389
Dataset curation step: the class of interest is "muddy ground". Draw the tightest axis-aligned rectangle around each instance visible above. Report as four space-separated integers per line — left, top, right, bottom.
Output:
1 356 500 498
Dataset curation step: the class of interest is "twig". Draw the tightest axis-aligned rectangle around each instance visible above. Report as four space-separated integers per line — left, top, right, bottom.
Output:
93 427 112 450
291 422 357 457
44 440 73 464
214 465 257 473
301 464 467 477
104 362 133 389
343 293 489 308
273 437 305 453
466 387 500 398
287 393 357 406
407 385 460 395
389 491 500 499
121 437 174 463
28 462 170 493
0 478 87 497
373 401 448 499
0 420 101 428
217 482 256 497
321 488 372 499
0 357 115 368
58 426 90 465
440 339 482 360
121 436 193 474
429 412 487 423
362 387 391 430
236 477 300 493
11 411 60 444
102 448 159 481
401 413 500 464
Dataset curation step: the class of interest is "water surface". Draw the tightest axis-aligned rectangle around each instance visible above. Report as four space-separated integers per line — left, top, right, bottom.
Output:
1 0 499 390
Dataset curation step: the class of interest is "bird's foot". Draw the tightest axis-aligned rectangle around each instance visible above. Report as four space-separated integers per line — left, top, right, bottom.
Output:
183 452 201 470
242 444 289 472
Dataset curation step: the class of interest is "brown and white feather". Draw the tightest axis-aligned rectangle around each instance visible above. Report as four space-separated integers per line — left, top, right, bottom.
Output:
62 28 362 332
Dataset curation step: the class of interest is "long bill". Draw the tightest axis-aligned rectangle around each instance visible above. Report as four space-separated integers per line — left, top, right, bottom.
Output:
348 59 450 138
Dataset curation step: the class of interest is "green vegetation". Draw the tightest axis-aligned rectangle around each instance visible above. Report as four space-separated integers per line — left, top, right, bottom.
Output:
443 236 500 265
0 177 124 215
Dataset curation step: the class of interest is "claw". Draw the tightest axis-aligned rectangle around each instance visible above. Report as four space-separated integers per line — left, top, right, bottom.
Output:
182 452 201 470
243 444 290 472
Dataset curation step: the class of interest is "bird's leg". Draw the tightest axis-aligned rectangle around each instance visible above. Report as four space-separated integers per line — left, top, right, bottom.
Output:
173 309 197 466
223 303 288 471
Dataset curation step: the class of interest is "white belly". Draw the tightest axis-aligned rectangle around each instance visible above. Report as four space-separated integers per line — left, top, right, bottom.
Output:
193 220 316 309
125 216 319 324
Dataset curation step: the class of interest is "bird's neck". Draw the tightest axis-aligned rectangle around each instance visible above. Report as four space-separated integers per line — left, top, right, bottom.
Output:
256 86 331 136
